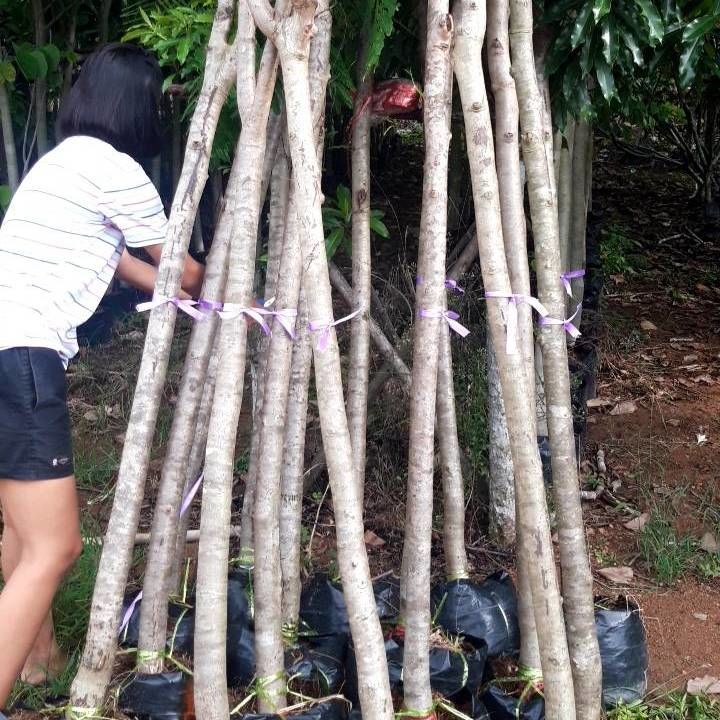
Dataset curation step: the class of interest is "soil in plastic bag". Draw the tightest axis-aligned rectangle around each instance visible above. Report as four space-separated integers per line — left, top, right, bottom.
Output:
239 701 347 720
430 573 520 658
596 597 648 707
299 575 400 635
118 671 192 720
345 636 485 707
300 575 349 637
286 634 348 694
480 686 544 720
374 576 401 623
227 617 256 687
228 568 253 626
120 596 194 657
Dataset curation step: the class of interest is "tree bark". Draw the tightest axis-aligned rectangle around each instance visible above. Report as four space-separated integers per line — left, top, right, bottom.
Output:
279 292 312 628
348 32 373 505
456 2 577 717
247 3 394 718
486 0 541 671
251 4 332 708
568 119 591 328
510 1 601 717
68 4 237 714
558 120 575 311
98 0 112 44
31 0 48 157
486 335 514 545
400 4 453 713
193 24 283 720
0 83 19 192
436 304 469 580
136 131 245 674
532 111 602 720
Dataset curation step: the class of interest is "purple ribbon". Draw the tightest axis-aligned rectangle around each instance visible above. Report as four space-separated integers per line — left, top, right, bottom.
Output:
560 269 585 296
197 298 224 313
309 309 360 351
444 278 465 295
136 295 206 321
218 304 271 335
419 308 470 337
118 472 204 638
540 303 582 339
416 275 465 295
484 291 549 355
265 308 298 339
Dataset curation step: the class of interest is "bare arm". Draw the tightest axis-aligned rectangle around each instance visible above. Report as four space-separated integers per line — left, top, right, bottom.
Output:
144 243 205 297
116 249 195 300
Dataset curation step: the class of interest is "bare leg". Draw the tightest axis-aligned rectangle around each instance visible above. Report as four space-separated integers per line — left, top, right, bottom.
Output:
0 523 66 683
0 476 81 706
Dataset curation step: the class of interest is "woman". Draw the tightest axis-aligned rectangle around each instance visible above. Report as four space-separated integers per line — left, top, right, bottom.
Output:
0 43 204 707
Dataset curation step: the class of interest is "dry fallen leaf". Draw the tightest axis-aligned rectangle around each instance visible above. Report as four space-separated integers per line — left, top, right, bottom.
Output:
692 613 708 622
687 675 720 695
695 284 713 297
597 566 634 585
623 513 649 532
105 404 123 419
587 398 614 409
610 400 637 416
683 354 699 363
363 529 386 548
697 433 708 445
693 374 714 384
667 418 681 427
640 320 658 331
83 409 100 423
700 532 719 554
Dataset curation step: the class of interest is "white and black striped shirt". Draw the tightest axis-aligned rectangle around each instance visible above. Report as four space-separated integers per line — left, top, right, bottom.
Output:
0 135 167 365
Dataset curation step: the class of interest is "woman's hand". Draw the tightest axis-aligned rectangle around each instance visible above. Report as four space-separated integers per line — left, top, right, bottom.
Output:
144 244 205 297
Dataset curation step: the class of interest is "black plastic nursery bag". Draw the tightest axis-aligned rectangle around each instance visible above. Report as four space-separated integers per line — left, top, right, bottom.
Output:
480 685 545 720
118 671 190 720
286 633 348 694
300 574 350 637
431 572 521 657
595 598 648 707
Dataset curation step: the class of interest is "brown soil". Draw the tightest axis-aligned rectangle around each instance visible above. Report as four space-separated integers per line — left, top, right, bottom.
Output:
584 143 720 692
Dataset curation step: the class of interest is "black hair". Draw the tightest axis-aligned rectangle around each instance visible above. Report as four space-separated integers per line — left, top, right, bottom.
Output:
57 43 163 162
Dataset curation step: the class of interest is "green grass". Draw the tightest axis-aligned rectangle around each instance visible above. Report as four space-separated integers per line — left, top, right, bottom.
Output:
608 693 720 719
639 512 697 585
600 224 646 276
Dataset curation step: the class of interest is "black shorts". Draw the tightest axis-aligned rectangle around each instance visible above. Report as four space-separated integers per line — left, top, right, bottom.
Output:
0 347 74 480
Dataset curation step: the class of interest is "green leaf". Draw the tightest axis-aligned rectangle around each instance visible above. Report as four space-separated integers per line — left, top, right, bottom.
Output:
139 6 153 27
621 27 644 65
0 61 16 84
336 184 352 219
176 37 191 65
594 55 616 99
635 0 665 44
370 213 389 238
0 185 12 211
571 3 594 49
682 15 715 43
593 0 610 22
364 0 399 76
599 16 618 63
40 43 60 71
325 227 345 260
14 44 48 80
161 74 176 93
679 36 702 87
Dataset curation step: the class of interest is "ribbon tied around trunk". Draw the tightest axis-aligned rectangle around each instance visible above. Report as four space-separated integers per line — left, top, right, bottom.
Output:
560 269 585 296
419 308 470 337
309 309 360 351
540 303 582 339
136 295 205 321
484 291 549 355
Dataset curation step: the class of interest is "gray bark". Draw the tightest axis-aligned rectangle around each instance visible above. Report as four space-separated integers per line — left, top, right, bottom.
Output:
193 25 283 719
68 4 237 712
0 83 19 192
456 2 577 716
400 4 453 712
247 3 394 717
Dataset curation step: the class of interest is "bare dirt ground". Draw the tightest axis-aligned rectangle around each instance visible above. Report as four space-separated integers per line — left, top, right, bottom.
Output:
584 142 720 692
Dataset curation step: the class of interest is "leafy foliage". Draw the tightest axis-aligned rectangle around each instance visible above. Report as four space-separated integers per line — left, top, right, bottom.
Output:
322 184 390 259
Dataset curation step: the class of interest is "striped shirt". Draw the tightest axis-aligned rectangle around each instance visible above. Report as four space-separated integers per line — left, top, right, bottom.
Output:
0 135 167 365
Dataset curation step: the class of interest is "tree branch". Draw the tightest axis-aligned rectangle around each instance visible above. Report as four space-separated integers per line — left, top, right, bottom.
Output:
245 0 278 38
